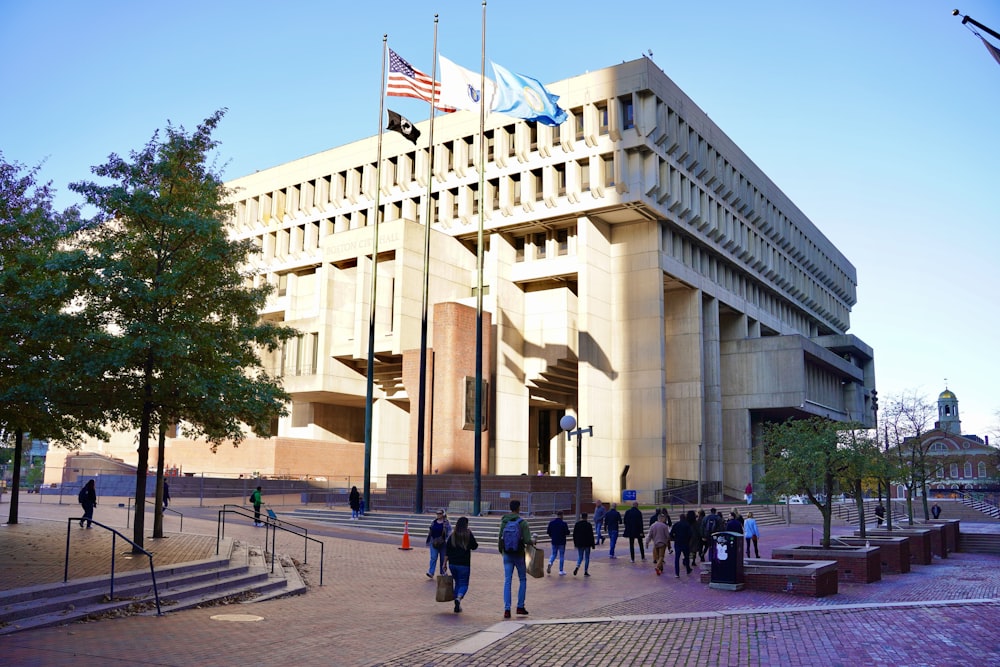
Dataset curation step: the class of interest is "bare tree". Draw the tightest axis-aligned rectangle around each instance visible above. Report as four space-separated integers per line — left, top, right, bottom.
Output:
882 389 936 524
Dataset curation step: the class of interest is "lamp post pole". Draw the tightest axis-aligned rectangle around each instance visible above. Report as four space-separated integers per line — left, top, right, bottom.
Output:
560 415 593 521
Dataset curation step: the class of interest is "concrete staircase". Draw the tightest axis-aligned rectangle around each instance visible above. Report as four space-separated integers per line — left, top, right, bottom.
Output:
0 538 305 636
959 532 1000 555
287 507 560 545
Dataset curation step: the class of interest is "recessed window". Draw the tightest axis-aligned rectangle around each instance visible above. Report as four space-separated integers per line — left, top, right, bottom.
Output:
556 228 568 256
534 232 547 259
620 95 634 130
514 236 525 262
597 102 609 135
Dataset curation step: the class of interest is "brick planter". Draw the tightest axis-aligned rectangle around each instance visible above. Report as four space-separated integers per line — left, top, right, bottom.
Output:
771 545 882 584
859 528 933 565
698 559 838 597
838 536 910 574
928 519 960 554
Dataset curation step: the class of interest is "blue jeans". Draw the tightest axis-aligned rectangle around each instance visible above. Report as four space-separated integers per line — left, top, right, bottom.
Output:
502 552 527 610
548 543 566 571
595 519 604 543
427 544 446 575
575 547 591 572
608 530 620 557
450 564 470 599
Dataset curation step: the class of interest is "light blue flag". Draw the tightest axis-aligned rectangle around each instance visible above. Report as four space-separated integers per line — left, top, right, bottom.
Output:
490 61 568 126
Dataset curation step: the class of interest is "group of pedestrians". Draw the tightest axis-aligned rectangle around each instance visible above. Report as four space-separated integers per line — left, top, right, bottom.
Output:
421 499 765 619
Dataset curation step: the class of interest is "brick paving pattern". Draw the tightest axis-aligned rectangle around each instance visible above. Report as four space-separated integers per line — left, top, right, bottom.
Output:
2 495 999 666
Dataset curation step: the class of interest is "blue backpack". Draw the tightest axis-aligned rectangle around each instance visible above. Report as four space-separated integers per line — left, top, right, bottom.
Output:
502 517 524 553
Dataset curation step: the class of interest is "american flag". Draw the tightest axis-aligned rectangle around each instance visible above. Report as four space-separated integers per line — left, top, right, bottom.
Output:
387 49 454 111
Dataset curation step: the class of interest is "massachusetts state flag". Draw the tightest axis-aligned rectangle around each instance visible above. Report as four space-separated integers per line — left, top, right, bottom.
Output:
491 62 567 127
438 54 495 113
387 49 454 111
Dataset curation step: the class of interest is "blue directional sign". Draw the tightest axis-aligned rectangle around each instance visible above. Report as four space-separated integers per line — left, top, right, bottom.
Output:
622 489 637 502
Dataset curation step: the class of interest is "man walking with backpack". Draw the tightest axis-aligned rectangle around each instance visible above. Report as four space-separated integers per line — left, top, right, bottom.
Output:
498 499 534 619
701 508 726 561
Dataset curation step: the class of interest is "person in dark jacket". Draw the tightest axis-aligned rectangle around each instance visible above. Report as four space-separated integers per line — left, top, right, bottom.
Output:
446 516 478 613
425 509 452 578
593 500 607 544
623 501 646 562
603 503 623 558
688 509 703 565
669 513 694 577
726 511 742 533
78 479 97 528
572 512 596 576
348 486 361 520
546 511 570 575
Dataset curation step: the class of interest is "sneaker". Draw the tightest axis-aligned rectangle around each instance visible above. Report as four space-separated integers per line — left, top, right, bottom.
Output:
454 599 462 613
609 555 617 559
559 571 566 576
547 562 552 574
516 607 529 615
584 571 590 576
686 568 692 575
675 574 680 578
426 572 433 579
503 609 511 619
573 566 579 576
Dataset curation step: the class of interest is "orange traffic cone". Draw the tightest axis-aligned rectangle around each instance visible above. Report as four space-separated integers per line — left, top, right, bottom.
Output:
399 521 412 550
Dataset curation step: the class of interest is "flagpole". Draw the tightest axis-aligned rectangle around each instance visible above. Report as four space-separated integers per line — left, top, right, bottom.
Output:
473 0 487 517
415 16 441 514
363 36 388 515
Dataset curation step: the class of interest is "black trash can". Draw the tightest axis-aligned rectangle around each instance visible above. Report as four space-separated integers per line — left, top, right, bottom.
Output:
709 531 745 590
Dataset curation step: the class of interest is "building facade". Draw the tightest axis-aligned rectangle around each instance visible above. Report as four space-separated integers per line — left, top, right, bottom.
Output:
902 388 999 498
49 58 876 502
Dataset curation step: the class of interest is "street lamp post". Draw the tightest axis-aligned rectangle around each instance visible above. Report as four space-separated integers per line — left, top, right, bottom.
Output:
560 415 593 521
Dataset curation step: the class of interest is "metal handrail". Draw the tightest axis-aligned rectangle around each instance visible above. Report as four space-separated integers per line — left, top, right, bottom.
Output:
216 505 324 586
64 518 162 615
125 496 184 532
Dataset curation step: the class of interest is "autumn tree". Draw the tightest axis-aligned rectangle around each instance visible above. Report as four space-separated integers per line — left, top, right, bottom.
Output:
69 111 293 547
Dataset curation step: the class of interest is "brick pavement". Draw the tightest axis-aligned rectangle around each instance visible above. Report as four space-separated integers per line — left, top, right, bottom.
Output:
2 495 1000 666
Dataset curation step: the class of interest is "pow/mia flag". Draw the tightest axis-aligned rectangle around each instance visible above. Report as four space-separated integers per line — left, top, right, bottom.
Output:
387 110 420 144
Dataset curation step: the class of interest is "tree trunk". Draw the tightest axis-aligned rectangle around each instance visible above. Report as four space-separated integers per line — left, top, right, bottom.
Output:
6 429 23 525
133 401 152 551
854 480 866 539
153 422 166 538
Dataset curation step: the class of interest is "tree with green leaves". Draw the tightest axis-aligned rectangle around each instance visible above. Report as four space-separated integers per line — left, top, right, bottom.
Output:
759 416 854 547
69 111 293 547
0 154 107 524
837 426 884 538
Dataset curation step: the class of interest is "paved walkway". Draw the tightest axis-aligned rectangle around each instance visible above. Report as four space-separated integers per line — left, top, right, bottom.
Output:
2 495 999 666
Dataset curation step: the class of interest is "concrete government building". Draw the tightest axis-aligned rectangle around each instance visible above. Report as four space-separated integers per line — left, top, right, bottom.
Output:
51 58 877 503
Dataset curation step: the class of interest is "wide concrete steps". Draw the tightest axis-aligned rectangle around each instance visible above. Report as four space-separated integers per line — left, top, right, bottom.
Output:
287 508 555 544
0 539 304 636
960 533 1000 556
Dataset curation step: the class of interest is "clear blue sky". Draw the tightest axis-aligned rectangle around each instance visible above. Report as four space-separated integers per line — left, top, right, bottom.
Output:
3 1 998 438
